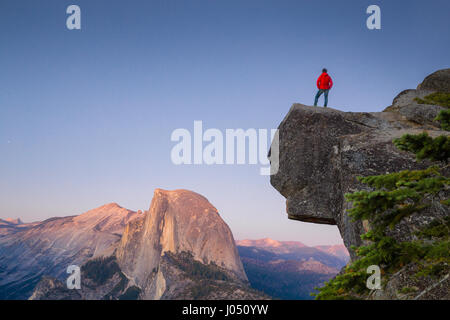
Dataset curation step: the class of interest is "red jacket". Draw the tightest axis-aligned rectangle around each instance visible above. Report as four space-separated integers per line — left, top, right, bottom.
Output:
317 72 333 90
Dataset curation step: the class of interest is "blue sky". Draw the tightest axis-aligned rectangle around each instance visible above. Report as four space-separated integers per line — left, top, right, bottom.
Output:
1 0 449 245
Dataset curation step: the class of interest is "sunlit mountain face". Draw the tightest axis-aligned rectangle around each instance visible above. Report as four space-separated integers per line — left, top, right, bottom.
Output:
236 239 349 299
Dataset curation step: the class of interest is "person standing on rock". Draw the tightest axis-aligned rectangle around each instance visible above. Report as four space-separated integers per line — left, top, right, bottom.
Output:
314 68 333 107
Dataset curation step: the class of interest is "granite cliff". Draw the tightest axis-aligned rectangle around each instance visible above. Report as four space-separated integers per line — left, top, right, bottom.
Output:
269 69 450 299
113 189 250 299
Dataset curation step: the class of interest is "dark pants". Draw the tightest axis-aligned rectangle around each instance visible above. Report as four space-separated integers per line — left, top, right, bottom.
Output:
314 89 329 107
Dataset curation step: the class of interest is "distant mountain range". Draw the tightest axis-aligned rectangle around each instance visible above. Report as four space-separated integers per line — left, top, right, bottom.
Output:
0 203 141 299
0 190 266 300
0 195 349 300
0 218 30 235
236 238 349 299
0 218 23 225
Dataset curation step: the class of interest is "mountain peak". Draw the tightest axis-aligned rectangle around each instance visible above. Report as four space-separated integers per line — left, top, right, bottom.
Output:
237 238 281 247
3 218 23 225
154 188 211 202
236 238 306 248
116 188 247 298
0 203 140 299
315 244 349 260
99 202 122 209
151 188 219 216
72 202 140 235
